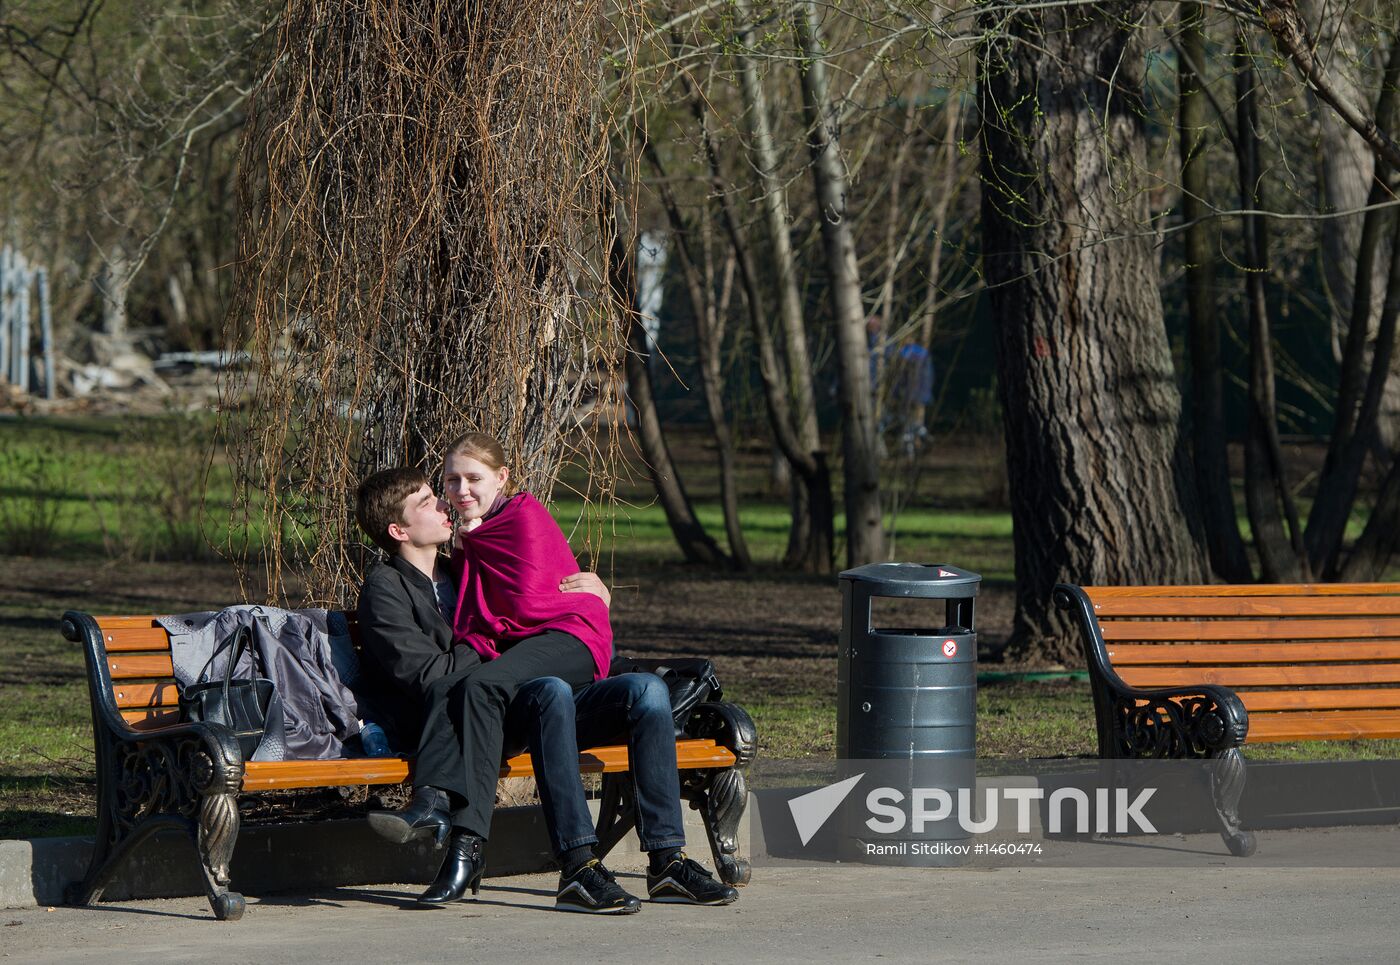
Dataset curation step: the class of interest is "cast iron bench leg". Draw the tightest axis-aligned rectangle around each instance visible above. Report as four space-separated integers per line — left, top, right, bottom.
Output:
1211 747 1256 857
196 789 245 920
684 767 751 886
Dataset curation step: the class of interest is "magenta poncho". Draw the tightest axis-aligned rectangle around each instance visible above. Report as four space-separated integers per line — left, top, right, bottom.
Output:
449 492 612 680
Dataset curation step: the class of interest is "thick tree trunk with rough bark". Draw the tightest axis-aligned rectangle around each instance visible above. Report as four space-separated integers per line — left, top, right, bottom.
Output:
794 1 884 568
979 3 1207 664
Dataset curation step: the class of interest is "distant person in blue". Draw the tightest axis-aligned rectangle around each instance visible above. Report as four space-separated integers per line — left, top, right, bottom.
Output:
868 315 934 457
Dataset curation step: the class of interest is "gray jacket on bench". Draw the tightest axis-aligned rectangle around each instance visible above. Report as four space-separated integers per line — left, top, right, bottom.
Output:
162 605 361 760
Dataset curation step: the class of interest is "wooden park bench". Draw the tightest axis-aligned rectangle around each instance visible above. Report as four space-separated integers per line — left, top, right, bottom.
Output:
61 609 756 921
1054 581 1400 857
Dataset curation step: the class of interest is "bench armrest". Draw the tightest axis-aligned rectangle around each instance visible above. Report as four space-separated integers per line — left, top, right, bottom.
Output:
683 701 757 769
62 610 245 792
1052 585 1249 759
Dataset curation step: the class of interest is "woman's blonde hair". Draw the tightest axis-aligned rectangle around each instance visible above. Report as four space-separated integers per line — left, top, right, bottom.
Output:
444 432 516 494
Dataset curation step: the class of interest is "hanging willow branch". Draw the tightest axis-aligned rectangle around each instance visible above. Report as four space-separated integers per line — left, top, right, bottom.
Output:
223 0 635 605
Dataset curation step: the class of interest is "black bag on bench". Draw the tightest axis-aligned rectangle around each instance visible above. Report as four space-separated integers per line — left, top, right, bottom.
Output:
608 656 723 736
180 626 288 761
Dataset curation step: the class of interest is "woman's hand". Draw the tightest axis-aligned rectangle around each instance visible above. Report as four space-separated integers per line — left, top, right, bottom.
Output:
454 519 481 549
560 572 610 607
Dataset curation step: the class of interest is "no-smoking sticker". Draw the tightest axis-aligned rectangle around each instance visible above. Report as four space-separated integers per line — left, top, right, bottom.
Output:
941 639 958 658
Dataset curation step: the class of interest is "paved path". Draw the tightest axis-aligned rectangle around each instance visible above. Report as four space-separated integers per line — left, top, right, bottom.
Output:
5 846 1399 964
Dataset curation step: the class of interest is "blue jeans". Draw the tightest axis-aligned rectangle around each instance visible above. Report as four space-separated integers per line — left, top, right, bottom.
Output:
504 673 687 856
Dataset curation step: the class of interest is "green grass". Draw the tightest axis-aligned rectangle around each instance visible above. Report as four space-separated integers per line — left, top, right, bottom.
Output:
1237 739 1400 761
1 414 1017 578
1 412 245 560
977 679 1096 758
559 497 1016 579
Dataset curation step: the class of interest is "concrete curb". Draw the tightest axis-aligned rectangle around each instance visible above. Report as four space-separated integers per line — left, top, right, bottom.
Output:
2 797 748 909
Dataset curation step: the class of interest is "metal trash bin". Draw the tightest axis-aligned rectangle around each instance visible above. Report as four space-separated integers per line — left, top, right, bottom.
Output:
837 562 981 863
838 562 980 760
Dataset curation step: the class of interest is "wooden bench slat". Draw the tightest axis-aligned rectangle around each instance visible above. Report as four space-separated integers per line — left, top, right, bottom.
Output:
93 616 169 630
1106 641 1400 665
108 653 175 680
1244 711 1400 742
239 740 738 791
243 758 412 789
1073 582 1400 757
1118 663 1400 688
1239 689 1400 712
1086 583 1400 598
97 627 174 653
113 681 180 709
1100 618 1400 642
1092 597 1400 617
122 709 182 729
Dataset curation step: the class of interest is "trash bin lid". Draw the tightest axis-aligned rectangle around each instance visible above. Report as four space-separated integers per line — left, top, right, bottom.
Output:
838 562 981 598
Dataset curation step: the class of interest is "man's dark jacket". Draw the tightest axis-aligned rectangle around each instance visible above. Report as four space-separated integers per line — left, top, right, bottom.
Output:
356 555 482 744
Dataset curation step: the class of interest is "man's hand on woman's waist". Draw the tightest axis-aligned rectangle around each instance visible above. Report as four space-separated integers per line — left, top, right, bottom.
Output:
560 572 610 607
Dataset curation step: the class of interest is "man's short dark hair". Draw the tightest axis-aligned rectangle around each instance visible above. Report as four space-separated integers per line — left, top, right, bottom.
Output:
355 467 430 555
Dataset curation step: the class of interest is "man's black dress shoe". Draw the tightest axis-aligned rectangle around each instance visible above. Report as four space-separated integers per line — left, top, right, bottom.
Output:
367 785 450 847
417 830 487 904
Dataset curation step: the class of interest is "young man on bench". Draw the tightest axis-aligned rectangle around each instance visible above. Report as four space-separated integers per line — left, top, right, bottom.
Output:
354 466 739 912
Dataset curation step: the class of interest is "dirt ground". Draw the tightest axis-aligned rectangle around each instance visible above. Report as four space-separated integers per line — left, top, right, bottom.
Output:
608 563 1013 694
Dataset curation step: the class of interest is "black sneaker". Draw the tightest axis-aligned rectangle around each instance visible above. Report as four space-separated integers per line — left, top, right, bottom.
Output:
555 860 642 914
646 853 739 905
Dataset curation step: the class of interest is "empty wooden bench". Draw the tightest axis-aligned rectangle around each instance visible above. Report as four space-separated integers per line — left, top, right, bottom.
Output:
1054 581 1400 856
62 609 756 920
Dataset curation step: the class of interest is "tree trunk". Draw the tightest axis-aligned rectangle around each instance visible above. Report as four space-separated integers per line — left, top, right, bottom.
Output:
1180 1 1252 583
166 271 191 344
644 143 751 569
1298 0 1385 368
979 2 1207 664
1332 213 1400 579
1341 450 1400 580
97 240 131 339
735 0 834 572
915 97 963 350
1235 34 1310 582
605 183 729 567
694 250 752 571
1305 37 1400 576
794 1 885 568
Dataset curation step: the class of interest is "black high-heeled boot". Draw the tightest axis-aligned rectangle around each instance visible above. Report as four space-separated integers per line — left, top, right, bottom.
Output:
417 830 487 905
367 785 450 847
